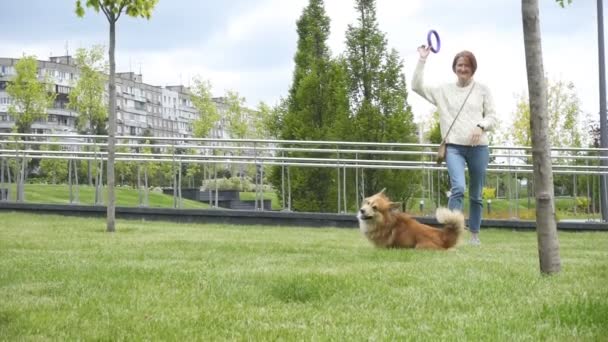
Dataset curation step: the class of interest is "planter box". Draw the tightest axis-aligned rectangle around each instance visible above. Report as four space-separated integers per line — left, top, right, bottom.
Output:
161 189 269 209
198 190 240 201
0 188 8 201
162 188 200 201
228 200 272 210
161 188 241 202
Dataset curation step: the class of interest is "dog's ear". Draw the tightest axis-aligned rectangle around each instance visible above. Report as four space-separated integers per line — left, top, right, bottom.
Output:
389 201 401 211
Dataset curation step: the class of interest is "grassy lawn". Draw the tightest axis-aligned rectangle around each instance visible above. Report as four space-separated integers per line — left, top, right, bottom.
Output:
1 184 209 209
0 183 600 220
1 212 606 340
408 196 601 221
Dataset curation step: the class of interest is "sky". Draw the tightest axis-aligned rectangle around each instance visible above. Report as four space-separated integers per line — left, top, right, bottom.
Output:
2 0 606 136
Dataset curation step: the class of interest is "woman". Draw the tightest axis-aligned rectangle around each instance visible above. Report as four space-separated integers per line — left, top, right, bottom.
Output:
412 46 497 245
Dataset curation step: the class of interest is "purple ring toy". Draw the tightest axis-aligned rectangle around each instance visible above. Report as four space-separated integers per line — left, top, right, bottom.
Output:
427 30 441 53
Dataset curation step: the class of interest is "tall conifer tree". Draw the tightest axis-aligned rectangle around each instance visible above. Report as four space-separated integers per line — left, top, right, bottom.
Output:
271 0 348 212
344 0 417 201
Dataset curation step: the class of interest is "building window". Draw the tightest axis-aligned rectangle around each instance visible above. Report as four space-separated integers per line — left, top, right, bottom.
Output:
56 85 71 94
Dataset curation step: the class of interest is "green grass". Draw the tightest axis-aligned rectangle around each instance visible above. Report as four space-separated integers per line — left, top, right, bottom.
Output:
409 196 601 220
1 183 599 219
1 212 606 340
2 184 209 209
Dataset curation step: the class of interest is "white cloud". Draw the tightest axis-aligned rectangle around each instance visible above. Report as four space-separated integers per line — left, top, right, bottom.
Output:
2 0 604 133
222 0 306 43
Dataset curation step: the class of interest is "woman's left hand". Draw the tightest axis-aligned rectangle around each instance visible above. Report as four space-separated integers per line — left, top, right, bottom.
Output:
470 126 484 146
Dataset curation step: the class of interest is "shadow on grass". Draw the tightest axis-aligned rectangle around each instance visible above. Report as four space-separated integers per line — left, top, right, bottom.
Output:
268 274 342 304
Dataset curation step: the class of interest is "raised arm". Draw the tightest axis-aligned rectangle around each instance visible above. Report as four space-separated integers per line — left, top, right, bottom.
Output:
412 45 439 105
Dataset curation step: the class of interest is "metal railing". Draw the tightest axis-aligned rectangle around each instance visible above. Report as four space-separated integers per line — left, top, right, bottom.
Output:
1 133 607 220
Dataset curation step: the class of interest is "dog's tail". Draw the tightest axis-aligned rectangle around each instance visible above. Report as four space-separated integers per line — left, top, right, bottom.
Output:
435 208 465 248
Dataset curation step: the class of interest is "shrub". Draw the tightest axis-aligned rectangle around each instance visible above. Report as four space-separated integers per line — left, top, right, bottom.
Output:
201 177 255 191
575 196 590 212
482 187 496 200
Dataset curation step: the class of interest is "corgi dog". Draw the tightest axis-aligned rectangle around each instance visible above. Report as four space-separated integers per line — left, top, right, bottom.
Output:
357 189 464 250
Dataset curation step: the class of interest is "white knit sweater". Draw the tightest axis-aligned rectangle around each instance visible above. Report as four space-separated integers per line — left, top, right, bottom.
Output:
412 58 497 146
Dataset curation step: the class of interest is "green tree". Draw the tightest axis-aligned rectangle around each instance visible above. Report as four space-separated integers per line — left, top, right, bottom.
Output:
224 90 248 178
68 45 107 136
225 90 248 140
253 101 274 140
115 145 135 186
250 101 274 193
282 0 349 142
75 0 158 232
190 77 220 139
512 79 585 149
6 56 56 201
344 0 417 203
510 78 589 198
39 143 68 184
268 0 349 212
68 45 108 186
7 56 56 134
189 78 221 201
264 98 288 139
184 148 202 188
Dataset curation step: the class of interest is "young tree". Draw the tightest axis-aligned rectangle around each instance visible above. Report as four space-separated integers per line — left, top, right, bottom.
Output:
510 79 586 149
253 101 274 140
190 77 220 139
521 0 561 274
68 45 108 136
75 0 158 232
251 101 274 201
68 45 108 186
6 55 56 201
225 90 248 141
189 77 221 204
224 90 249 179
7 56 56 134
344 0 417 201
39 143 69 184
114 145 135 187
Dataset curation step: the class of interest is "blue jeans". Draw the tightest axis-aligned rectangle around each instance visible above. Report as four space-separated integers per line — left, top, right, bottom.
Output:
445 144 489 233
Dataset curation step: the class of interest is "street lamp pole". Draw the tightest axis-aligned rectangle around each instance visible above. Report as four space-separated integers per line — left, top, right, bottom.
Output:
597 0 608 222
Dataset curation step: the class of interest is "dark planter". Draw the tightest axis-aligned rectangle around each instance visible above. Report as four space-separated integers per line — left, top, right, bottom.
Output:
198 190 240 201
162 188 200 201
0 188 8 201
228 199 272 210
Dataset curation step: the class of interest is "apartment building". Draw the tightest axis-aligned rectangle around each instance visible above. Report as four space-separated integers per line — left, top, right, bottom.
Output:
0 55 237 141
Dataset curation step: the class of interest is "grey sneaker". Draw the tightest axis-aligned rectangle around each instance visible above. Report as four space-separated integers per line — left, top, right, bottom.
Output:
468 236 481 246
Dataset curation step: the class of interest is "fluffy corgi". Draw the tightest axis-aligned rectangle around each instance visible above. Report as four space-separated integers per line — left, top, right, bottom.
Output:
357 189 464 250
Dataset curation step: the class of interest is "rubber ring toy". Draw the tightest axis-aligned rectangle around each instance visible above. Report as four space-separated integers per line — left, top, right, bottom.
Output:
427 30 441 53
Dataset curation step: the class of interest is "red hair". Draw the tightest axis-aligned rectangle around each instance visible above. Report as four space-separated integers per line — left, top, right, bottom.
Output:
452 51 477 75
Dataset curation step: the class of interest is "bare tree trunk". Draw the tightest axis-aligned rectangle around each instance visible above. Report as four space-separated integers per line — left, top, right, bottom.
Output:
106 18 117 232
522 0 561 274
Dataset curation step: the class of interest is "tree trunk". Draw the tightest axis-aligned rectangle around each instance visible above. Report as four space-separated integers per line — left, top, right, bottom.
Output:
106 18 117 232
522 0 561 274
